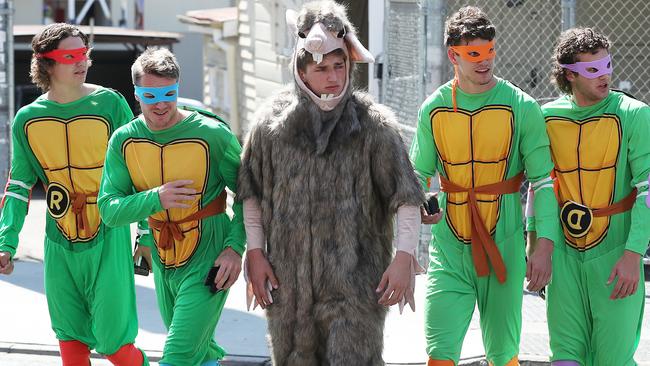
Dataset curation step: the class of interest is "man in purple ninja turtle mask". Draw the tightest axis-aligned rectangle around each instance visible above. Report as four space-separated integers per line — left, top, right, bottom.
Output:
237 1 425 365
526 27 650 365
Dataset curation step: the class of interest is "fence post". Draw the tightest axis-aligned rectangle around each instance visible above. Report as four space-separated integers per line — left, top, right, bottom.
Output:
425 0 445 95
561 0 576 30
0 0 13 190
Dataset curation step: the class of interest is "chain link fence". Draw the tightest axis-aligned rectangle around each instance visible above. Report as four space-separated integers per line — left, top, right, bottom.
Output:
438 0 650 105
0 0 13 190
381 0 427 145
383 0 650 266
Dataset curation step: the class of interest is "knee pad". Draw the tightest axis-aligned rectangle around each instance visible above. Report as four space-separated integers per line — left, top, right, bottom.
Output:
503 356 519 366
59 340 90 366
105 343 144 366
428 358 455 366
489 356 519 366
552 361 581 366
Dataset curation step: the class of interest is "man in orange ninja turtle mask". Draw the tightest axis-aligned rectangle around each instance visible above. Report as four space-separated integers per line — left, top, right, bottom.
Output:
410 6 560 366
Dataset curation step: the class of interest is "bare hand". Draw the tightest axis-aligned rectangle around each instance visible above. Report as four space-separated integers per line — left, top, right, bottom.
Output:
377 251 411 306
607 250 641 300
133 244 153 273
526 237 553 292
420 206 444 225
158 180 196 209
213 247 242 291
0 251 14 275
246 248 279 309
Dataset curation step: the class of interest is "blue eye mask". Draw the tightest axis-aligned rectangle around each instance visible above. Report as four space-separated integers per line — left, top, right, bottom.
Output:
134 83 179 104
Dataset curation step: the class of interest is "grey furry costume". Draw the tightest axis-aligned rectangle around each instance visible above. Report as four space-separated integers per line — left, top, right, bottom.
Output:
237 2 424 365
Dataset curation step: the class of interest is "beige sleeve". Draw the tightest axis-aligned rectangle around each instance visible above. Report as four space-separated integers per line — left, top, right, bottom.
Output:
243 198 265 251
394 205 421 255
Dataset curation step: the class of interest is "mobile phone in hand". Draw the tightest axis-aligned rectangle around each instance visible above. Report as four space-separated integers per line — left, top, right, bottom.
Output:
204 266 224 294
424 193 440 215
134 256 150 276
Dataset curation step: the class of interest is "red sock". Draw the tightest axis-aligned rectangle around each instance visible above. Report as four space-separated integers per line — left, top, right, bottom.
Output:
59 340 90 366
105 343 144 366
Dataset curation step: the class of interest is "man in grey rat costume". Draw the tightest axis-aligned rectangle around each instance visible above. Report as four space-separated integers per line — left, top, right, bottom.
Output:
237 1 425 365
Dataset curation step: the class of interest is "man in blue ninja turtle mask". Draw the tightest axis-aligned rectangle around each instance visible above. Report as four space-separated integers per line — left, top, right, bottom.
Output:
98 47 246 366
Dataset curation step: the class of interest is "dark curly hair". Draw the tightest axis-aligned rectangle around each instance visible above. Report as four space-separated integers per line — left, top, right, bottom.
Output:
444 6 495 47
30 23 90 91
551 28 610 95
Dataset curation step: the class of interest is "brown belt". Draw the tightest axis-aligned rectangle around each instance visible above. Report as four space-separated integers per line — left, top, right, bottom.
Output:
440 172 524 284
591 189 637 217
71 192 97 235
148 190 227 250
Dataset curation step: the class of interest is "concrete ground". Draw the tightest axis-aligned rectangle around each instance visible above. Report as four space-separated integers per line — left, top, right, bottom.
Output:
1 198 650 365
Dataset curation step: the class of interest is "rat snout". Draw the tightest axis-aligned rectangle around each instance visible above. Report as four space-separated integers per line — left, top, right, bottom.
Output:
304 23 328 53
305 38 323 52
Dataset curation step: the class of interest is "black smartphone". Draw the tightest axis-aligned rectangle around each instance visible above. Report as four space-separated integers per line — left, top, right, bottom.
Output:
424 193 440 215
134 237 150 276
204 266 224 294
134 256 150 276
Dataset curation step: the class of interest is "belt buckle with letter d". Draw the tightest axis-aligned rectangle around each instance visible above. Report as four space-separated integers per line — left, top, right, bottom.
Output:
560 201 593 238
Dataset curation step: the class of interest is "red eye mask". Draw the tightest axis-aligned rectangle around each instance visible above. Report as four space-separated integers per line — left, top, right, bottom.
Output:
38 47 88 64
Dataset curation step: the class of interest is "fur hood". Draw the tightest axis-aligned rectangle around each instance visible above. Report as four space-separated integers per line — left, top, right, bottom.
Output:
253 86 405 156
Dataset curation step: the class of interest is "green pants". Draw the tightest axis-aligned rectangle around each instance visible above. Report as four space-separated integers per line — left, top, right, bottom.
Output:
151 211 231 366
153 257 228 366
425 230 526 366
44 226 140 355
547 247 644 366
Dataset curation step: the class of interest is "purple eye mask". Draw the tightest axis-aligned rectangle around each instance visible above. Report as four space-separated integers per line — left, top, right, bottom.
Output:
560 54 612 79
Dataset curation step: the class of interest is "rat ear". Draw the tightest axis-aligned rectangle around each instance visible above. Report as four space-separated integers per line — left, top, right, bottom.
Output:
344 32 374 63
286 9 298 37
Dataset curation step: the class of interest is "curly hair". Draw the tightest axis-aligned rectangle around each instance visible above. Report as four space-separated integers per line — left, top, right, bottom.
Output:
444 6 495 46
551 28 610 95
131 47 180 86
30 23 90 91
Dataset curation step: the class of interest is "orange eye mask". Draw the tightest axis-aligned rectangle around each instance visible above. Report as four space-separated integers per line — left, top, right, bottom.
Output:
448 41 496 112
450 40 496 62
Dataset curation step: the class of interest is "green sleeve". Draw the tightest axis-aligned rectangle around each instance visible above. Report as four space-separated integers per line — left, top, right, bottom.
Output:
409 105 437 190
624 106 650 254
524 186 536 232
112 90 135 129
526 216 536 232
98 135 163 227
0 123 38 259
520 102 560 244
218 134 246 256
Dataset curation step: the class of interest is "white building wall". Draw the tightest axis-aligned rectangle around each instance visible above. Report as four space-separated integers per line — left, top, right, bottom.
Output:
238 0 257 132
